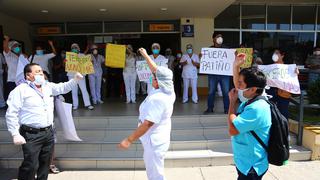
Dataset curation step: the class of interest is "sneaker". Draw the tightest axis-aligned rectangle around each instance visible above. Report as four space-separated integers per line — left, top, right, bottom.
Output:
132 101 136 104
182 100 188 104
49 165 60 174
72 106 78 110
126 101 130 104
192 101 198 104
92 101 97 105
87 105 94 110
98 100 104 104
203 109 214 115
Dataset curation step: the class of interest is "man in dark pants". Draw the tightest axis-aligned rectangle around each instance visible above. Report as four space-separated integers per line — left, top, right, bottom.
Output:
5 63 82 180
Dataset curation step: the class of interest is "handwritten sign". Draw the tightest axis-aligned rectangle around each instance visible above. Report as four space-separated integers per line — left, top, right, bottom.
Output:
258 64 301 94
65 52 94 74
136 59 168 82
199 48 236 76
105 44 126 68
236 48 253 68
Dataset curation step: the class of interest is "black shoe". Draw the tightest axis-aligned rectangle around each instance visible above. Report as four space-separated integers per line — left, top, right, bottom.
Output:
203 109 214 115
224 111 228 114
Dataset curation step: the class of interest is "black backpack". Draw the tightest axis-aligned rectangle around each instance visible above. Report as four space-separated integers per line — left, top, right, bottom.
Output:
245 96 290 166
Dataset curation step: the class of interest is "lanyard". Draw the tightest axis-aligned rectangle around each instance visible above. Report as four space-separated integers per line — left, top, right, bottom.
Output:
26 81 44 99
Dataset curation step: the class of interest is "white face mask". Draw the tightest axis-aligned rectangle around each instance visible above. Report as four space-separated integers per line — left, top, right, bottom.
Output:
216 37 223 45
314 51 320 56
238 88 249 102
34 74 45 86
93 49 98 55
272 53 279 62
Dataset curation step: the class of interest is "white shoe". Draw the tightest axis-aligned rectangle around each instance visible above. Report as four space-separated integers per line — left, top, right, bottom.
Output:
98 100 104 104
126 101 130 104
73 106 78 110
92 101 97 105
132 101 136 104
87 105 94 110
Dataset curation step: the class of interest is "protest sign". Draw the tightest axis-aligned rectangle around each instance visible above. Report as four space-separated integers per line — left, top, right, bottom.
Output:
136 58 168 82
199 48 236 76
65 52 94 74
105 44 126 68
258 64 301 94
236 48 253 68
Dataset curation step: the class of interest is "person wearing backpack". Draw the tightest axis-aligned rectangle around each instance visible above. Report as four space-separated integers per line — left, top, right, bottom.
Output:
228 53 272 180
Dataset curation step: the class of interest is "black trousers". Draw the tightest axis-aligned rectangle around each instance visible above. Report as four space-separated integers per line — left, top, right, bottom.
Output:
18 126 54 180
237 168 267 180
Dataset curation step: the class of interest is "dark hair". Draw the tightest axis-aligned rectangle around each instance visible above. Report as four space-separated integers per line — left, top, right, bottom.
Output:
273 48 286 56
212 32 222 39
24 63 40 79
239 67 266 95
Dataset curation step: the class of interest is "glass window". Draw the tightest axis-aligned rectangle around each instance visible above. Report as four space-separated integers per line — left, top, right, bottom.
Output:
267 5 291 30
214 31 240 48
105 21 141 33
292 6 316 30
242 32 314 65
242 5 266 30
67 22 103 34
318 5 320 30
215 5 240 29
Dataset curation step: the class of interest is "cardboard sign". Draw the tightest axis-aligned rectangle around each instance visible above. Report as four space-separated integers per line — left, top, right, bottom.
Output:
105 44 126 68
65 52 94 74
199 48 236 76
136 59 168 82
258 64 301 94
236 48 253 68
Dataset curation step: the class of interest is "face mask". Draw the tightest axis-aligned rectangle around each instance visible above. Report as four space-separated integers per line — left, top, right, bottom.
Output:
177 54 182 58
149 76 153 84
71 49 79 54
238 88 249 103
61 53 66 59
253 54 258 59
272 53 279 62
93 49 98 55
34 74 45 86
216 37 223 45
12 47 21 54
152 49 160 55
187 49 193 54
36 50 44 56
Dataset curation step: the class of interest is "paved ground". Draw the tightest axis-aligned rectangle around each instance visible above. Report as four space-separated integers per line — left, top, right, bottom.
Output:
1 161 319 180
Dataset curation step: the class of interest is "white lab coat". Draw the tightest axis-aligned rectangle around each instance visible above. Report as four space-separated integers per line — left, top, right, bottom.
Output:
88 54 104 104
123 54 137 102
67 53 91 108
0 54 5 107
147 55 168 94
139 89 175 180
180 53 199 103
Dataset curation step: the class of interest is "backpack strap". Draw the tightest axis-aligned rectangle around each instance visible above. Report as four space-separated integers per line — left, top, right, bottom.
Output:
250 131 268 151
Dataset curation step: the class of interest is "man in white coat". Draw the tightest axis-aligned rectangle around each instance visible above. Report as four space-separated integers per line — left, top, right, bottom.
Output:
180 44 200 103
88 44 104 105
119 47 175 180
147 43 168 94
67 43 94 110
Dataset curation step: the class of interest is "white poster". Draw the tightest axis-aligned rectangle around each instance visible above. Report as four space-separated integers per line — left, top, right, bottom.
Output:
55 98 82 141
136 59 168 82
199 48 236 76
258 64 301 94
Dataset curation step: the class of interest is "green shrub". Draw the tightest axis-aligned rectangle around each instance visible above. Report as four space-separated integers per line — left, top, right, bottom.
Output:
307 78 320 104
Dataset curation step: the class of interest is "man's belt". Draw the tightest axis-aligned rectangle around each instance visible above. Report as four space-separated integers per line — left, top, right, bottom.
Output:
20 124 52 133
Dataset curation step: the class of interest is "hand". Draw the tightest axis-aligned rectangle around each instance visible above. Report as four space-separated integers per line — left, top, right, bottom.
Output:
74 72 83 81
234 53 246 67
13 134 26 145
228 88 238 103
295 68 299 75
48 40 54 46
118 138 132 150
138 48 148 57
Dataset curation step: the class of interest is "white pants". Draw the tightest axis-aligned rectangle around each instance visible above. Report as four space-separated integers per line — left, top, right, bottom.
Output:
183 78 198 103
142 139 168 180
123 72 136 102
147 83 154 95
0 74 5 107
68 76 91 108
88 73 102 103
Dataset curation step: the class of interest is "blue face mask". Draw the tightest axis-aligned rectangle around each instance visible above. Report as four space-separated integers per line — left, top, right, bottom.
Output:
152 49 160 55
71 49 79 54
187 49 193 54
36 50 44 56
12 47 21 54
149 76 153 84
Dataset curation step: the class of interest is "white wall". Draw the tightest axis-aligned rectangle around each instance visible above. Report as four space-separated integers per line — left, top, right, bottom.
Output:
180 17 214 88
0 12 32 53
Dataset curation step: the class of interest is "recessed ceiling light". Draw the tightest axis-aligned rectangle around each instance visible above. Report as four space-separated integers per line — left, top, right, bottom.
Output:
99 8 107 12
41 10 49 13
161 8 167 11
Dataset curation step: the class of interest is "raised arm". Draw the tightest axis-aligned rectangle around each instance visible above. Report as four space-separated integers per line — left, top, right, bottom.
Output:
3 35 10 54
233 53 245 89
138 48 157 73
48 40 57 55
50 72 83 95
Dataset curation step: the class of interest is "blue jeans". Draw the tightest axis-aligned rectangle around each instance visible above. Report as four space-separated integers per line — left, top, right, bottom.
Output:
237 168 267 180
207 74 230 112
267 87 289 119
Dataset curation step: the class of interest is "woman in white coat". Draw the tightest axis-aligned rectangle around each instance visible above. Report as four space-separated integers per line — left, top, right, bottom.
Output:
88 44 104 105
67 43 94 110
118 47 176 180
123 45 137 103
